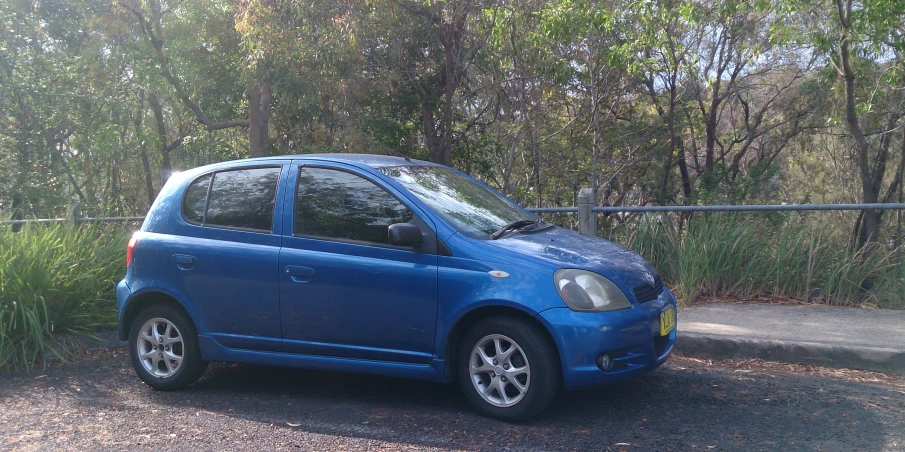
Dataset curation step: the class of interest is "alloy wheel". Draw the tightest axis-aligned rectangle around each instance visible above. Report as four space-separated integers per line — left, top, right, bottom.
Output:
136 317 184 378
468 334 531 407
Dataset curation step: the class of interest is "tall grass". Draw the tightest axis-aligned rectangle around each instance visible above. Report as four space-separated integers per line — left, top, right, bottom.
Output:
0 224 125 369
610 212 905 309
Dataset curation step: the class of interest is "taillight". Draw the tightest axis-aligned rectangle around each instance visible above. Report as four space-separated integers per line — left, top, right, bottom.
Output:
126 236 138 267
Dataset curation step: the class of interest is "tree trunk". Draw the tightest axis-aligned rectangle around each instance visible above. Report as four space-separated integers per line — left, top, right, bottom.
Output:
248 80 272 158
530 121 542 207
10 106 31 232
677 151 693 199
133 104 155 207
590 67 601 207
440 27 455 166
148 93 172 183
837 0 881 250
704 85 721 172
658 80 680 205
421 89 443 163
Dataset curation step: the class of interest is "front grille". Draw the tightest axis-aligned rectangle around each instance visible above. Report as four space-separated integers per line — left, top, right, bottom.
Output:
633 276 663 303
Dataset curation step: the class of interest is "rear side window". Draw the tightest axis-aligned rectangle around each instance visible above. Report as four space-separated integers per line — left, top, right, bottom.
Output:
182 167 281 233
295 167 413 245
182 174 211 224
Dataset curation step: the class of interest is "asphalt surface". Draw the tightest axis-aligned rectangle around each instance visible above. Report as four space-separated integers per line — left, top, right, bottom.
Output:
2 351 903 451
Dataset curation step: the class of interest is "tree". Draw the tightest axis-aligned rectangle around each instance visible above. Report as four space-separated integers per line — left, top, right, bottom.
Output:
540 0 632 206
809 0 905 249
120 0 264 160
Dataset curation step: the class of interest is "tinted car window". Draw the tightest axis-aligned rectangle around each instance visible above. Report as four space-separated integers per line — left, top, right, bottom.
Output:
295 167 413 245
182 174 212 224
204 167 281 232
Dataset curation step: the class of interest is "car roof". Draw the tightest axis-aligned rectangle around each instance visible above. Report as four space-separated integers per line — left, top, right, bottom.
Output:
225 153 438 169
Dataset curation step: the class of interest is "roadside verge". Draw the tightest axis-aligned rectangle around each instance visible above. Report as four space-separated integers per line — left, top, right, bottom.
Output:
675 303 905 374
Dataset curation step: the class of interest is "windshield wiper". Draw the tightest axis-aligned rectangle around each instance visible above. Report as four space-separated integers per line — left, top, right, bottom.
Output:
490 218 541 240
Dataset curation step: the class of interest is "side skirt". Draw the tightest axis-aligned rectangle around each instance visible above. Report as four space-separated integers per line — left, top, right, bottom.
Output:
198 335 450 383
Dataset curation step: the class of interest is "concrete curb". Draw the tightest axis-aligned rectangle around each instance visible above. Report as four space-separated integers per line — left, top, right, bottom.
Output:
675 331 905 374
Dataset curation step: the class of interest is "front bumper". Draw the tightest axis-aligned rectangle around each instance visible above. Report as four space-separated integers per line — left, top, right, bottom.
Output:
537 289 677 389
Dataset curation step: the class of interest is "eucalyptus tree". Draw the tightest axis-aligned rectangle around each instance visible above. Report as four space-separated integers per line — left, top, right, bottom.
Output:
681 0 818 200
0 0 137 219
800 0 905 249
622 0 701 204
539 0 638 207
475 0 554 205
119 0 257 163
237 0 378 155
360 0 503 166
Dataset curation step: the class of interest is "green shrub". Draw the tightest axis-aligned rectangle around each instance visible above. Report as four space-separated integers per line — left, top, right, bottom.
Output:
0 223 126 369
610 212 905 310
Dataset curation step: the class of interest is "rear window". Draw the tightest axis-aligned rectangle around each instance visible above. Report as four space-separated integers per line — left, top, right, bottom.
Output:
181 167 281 233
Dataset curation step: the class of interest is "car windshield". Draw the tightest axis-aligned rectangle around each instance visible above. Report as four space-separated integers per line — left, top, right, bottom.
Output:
379 165 535 238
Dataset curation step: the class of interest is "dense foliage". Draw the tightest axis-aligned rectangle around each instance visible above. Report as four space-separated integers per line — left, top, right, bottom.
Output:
1 0 904 313
0 224 124 369
0 0 901 226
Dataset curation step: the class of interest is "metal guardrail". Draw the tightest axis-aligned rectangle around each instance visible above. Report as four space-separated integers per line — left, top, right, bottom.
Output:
1 203 145 227
527 188 905 235
529 203 905 213
531 205 905 235
1 216 145 226
4 195 905 234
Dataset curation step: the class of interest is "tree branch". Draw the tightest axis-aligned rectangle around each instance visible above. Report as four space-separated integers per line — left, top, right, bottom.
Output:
119 1 248 131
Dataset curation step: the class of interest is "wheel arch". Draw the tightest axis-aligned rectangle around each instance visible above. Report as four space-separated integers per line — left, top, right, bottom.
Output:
442 304 562 383
120 290 199 341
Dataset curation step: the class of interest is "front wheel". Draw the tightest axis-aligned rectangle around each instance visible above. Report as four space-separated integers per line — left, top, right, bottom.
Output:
457 316 560 422
129 304 207 390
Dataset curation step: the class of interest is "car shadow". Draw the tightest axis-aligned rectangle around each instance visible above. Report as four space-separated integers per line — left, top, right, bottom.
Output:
124 360 898 451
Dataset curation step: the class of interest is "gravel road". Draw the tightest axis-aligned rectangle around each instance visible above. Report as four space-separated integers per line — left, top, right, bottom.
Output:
1 350 903 451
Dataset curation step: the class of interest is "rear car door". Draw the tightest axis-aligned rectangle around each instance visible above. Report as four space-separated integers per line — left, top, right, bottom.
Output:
279 162 439 363
169 163 289 352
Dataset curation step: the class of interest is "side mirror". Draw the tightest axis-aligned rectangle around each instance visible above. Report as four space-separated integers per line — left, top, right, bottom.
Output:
388 223 423 247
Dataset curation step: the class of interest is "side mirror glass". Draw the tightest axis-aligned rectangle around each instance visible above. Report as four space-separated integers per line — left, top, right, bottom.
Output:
388 223 423 247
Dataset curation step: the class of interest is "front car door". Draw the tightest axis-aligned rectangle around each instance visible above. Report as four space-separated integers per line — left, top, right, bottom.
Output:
278 162 439 363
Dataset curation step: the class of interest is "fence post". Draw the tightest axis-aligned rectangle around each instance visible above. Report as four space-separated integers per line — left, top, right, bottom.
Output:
67 203 81 226
577 188 596 235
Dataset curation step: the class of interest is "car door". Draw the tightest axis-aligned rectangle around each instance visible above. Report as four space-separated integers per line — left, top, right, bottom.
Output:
279 162 439 364
169 163 289 352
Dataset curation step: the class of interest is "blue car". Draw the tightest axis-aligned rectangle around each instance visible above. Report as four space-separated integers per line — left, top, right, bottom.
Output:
117 154 676 421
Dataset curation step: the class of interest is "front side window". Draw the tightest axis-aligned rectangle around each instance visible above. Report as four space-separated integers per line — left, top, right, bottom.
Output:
182 167 281 232
295 167 413 245
379 165 534 238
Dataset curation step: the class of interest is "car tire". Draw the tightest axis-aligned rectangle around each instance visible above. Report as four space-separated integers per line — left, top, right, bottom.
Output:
129 304 207 390
457 316 560 422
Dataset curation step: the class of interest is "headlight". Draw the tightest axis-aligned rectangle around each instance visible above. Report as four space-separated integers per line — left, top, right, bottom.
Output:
554 269 631 312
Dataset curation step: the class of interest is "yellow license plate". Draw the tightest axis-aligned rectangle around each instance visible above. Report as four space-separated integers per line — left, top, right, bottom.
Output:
659 306 676 336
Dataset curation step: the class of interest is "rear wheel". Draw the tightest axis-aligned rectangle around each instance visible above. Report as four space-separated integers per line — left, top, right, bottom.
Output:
129 304 207 390
457 316 560 421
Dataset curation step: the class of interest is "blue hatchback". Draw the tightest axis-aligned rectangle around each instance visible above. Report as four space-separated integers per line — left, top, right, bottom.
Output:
117 154 676 421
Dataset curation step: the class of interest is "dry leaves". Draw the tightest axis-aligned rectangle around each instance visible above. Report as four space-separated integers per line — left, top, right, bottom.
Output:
671 355 905 388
